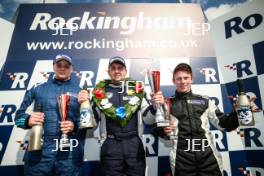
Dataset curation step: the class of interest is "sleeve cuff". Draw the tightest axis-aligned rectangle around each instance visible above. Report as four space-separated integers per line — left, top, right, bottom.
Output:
15 114 31 129
142 105 156 117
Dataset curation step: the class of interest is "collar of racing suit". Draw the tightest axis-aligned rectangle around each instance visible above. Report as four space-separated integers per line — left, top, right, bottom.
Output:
174 90 192 99
108 82 122 88
52 77 71 85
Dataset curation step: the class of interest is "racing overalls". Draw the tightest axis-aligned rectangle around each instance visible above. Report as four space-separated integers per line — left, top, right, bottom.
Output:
167 91 238 176
15 78 84 176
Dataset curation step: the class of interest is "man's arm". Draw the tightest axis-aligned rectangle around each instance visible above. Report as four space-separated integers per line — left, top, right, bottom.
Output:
15 87 35 129
141 93 156 125
207 99 239 132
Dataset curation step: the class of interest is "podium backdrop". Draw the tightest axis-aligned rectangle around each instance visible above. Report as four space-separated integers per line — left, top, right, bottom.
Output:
0 2 263 175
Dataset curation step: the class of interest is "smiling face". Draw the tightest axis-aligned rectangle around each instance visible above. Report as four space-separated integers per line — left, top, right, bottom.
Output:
173 70 193 93
108 63 127 83
53 60 72 81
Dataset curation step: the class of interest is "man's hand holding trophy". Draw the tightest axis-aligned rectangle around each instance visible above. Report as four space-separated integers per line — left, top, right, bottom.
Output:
147 69 176 140
147 69 169 128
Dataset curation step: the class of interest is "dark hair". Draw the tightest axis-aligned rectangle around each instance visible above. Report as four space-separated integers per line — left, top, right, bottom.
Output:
173 63 192 76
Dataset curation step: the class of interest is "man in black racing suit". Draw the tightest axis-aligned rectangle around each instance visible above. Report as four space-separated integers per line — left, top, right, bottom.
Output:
162 63 239 176
78 56 164 176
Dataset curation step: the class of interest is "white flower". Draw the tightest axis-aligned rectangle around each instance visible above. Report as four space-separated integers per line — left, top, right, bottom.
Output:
106 92 113 99
102 103 113 109
129 96 140 105
100 98 109 106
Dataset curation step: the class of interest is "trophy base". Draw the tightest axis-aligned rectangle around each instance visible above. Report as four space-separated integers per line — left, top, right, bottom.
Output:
59 140 71 149
154 121 170 128
60 134 71 149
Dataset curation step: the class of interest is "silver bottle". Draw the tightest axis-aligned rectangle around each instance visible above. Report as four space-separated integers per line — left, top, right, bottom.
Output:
80 88 96 129
236 79 254 126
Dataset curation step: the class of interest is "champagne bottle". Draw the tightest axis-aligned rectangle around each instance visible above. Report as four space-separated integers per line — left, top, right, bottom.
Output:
236 79 254 126
28 103 43 151
80 86 96 129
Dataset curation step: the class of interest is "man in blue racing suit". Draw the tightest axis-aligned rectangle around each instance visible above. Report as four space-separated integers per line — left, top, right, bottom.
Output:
15 54 84 176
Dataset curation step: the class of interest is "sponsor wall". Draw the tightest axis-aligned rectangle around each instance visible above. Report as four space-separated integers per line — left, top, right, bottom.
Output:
0 2 263 176
0 18 14 70
209 0 264 175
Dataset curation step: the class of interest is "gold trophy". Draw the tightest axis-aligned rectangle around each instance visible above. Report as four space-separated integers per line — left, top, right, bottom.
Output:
147 70 169 128
28 104 43 151
57 93 71 149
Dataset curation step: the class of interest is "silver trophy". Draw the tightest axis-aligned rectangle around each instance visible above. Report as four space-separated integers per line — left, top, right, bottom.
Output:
147 70 170 128
57 93 71 149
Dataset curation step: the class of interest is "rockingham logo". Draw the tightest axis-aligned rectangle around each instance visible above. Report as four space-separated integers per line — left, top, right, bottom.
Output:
29 11 194 35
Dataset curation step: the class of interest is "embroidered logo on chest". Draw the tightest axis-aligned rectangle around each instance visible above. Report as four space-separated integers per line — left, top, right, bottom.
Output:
187 99 205 105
